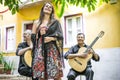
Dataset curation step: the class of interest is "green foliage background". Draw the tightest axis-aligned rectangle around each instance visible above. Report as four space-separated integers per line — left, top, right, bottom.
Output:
0 0 109 17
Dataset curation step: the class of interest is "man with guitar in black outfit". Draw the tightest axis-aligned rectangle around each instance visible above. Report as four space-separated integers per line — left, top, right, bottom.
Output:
16 30 33 77
64 33 100 80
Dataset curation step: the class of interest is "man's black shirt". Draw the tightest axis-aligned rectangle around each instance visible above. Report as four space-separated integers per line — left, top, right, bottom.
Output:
16 42 29 68
16 42 32 77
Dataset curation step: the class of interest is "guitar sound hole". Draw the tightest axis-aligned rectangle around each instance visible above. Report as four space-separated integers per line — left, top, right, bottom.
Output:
74 59 82 65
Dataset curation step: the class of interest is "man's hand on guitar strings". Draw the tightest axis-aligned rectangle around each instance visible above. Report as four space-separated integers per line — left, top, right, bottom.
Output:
78 53 88 58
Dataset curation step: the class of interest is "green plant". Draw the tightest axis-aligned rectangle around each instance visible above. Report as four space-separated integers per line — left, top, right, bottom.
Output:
0 0 109 16
4 61 14 71
0 52 4 64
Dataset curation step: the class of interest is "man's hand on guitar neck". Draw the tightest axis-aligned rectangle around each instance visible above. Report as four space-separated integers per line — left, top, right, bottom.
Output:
88 49 94 54
88 49 99 60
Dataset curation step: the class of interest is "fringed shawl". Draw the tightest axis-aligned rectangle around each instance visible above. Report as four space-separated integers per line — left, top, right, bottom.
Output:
43 19 65 68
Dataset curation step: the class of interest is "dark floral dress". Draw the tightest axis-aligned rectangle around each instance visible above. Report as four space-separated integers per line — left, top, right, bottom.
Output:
32 19 64 79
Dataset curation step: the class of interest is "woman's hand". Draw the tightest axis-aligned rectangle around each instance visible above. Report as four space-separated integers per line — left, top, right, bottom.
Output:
44 37 56 43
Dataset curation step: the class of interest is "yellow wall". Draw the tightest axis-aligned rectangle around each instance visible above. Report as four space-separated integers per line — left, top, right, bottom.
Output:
1 0 120 54
0 6 17 51
16 4 42 48
0 4 42 54
84 1 120 48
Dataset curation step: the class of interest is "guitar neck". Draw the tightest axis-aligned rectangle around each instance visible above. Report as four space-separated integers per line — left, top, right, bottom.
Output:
84 31 104 53
84 36 99 53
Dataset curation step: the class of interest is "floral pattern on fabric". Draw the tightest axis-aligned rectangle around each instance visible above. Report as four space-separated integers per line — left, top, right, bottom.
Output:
32 38 45 79
32 38 63 79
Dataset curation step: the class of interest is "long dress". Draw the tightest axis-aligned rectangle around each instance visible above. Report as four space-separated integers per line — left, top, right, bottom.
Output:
32 19 64 79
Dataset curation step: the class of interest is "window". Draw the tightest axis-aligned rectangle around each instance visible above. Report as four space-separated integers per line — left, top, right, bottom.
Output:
64 14 83 47
24 23 33 31
6 27 15 51
22 22 33 41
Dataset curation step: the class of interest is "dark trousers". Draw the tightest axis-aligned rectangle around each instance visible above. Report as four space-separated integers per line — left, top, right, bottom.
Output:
32 77 38 80
67 67 94 80
18 67 32 77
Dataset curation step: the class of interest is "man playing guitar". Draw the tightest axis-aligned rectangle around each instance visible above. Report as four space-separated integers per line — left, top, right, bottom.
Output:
64 33 100 80
16 30 33 77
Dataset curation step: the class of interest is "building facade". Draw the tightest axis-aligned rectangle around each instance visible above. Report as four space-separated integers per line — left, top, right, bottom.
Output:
0 0 120 80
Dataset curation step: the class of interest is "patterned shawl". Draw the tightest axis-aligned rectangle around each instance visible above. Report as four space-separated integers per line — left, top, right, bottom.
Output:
41 19 65 68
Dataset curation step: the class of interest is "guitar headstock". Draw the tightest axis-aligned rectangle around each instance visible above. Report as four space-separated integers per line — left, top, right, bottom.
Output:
98 31 105 38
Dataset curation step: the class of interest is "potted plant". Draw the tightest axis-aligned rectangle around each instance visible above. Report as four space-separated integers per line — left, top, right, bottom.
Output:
4 61 14 74
0 52 4 64
0 52 4 74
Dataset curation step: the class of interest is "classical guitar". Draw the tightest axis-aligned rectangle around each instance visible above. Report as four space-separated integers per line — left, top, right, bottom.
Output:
68 31 104 72
23 50 32 67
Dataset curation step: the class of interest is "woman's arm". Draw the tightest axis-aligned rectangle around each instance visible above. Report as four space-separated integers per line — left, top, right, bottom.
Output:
32 20 39 34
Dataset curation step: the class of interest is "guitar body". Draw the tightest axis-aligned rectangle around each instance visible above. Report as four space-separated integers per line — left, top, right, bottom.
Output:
68 47 93 72
23 50 32 67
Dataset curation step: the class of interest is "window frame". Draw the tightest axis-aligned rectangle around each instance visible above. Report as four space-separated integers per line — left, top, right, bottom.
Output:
4 24 16 52
22 21 33 42
64 13 84 48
